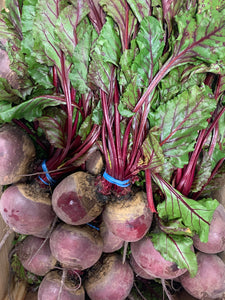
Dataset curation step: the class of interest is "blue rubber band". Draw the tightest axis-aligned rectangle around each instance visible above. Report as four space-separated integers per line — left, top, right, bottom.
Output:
87 223 100 231
103 171 130 188
39 160 56 185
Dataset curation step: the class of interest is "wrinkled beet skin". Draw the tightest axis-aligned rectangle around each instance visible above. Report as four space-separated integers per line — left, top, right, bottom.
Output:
52 172 102 225
179 252 225 299
85 254 134 300
17 236 56 276
0 185 55 237
50 223 103 270
0 124 35 185
131 236 187 279
193 204 225 254
38 271 85 300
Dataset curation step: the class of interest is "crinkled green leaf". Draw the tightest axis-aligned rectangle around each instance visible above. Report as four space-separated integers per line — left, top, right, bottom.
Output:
138 126 165 173
127 0 151 22
151 85 217 168
88 17 121 92
37 107 67 148
153 174 219 242
56 2 90 58
69 25 94 94
0 96 64 122
92 100 103 125
21 0 53 89
151 231 198 277
172 5 225 67
32 0 67 68
99 0 136 50
132 16 165 86
0 78 22 102
78 114 92 142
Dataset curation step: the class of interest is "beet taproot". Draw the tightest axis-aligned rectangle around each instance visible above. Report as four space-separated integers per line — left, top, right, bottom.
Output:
52 172 103 226
50 223 103 270
0 183 55 237
0 124 36 185
102 191 153 242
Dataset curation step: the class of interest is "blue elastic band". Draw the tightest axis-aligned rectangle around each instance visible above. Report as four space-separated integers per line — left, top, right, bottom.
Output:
103 171 130 188
87 223 100 231
38 160 56 186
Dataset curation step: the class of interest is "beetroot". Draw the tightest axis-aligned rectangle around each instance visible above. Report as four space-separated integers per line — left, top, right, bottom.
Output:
131 236 188 279
129 254 155 280
50 223 103 270
16 236 57 276
100 221 124 253
102 191 153 242
38 270 85 300
84 253 134 300
0 123 35 185
179 252 225 299
193 204 225 254
0 183 55 237
52 172 103 225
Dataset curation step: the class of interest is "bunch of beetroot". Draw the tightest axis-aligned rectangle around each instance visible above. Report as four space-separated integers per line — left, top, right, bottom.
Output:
1 0 225 299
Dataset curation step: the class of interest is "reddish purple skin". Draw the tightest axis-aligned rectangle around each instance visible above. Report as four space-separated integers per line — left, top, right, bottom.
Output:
193 204 225 254
57 191 87 223
129 254 155 280
52 173 102 225
50 223 103 270
131 236 187 279
103 213 152 242
0 185 55 237
38 271 85 300
17 236 56 276
85 254 134 300
100 222 124 253
179 252 225 299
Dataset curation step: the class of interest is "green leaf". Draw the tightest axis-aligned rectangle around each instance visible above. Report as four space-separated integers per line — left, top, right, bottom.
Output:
0 96 65 122
153 174 219 243
21 0 53 89
151 231 198 277
32 0 67 68
127 0 151 22
172 5 225 67
88 17 121 93
37 107 67 148
138 126 165 173
0 78 22 102
99 0 137 50
55 2 90 58
158 218 194 237
92 100 103 125
132 16 165 85
78 114 92 142
151 85 217 168
69 26 94 94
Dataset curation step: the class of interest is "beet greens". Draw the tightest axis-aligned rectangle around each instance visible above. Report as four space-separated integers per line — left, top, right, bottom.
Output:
1 0 225 280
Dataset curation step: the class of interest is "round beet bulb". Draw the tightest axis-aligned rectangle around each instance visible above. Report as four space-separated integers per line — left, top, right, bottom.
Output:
50 223 103 270
17 236 57 276
0 123 35 185
0 183 55 237
85 253 134 300
52 172 103 225
103 191 153 242
38 270 85 300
